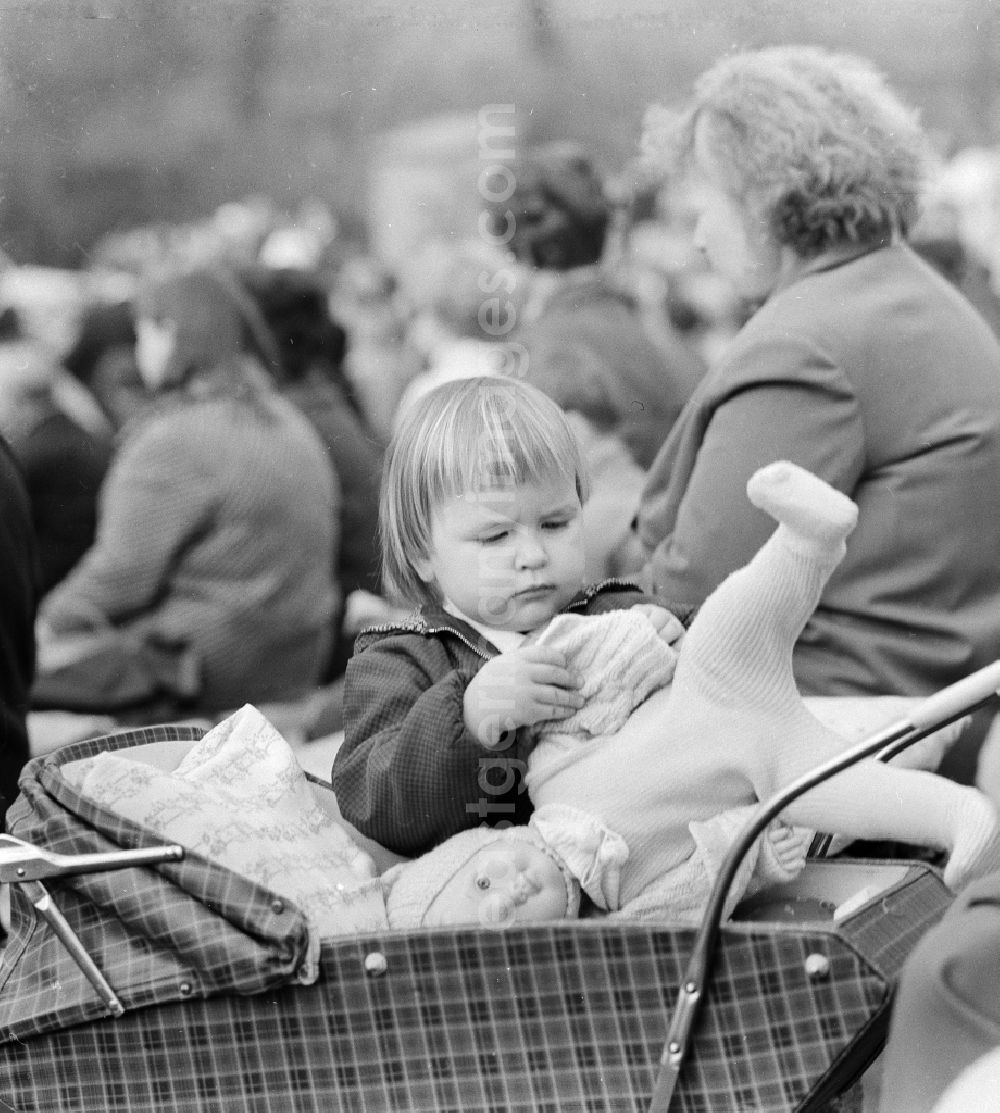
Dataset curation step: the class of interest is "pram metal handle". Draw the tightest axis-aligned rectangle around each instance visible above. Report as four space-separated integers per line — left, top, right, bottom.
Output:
0 833 186 1020
648 658 1000 1112
0 833 184 883
908 661 1000 729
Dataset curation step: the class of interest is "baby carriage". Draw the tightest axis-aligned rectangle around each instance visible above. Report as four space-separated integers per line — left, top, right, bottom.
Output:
0 664 998 1113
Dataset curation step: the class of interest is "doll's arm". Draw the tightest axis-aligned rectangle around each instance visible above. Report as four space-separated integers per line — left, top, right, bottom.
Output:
691 808 808 900
755 821 810 885
689 807 767 913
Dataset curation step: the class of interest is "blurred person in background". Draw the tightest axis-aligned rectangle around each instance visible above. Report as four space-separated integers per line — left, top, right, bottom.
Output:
239 263 384 679
484 141 706 473
909 183 1000 338
0 305 114 595
878 863 1000 1112
0 435 36 825
330 254 413 444
62 299 150 434
629 196 749 367
391 236 530 427
622 45 1000 749
35 264 339 716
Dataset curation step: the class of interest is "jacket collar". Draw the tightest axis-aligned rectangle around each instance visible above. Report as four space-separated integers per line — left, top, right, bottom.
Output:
770 236 897 300
356 579 642 658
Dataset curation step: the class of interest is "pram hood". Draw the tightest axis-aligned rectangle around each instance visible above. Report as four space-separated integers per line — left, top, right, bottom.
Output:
0 725 311 1043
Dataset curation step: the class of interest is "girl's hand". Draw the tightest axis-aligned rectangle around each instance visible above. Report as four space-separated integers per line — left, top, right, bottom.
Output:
631 604 685 648
464 646 584 748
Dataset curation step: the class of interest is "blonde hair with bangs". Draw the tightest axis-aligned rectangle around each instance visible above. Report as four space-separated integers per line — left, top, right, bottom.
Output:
642 45 931 256
381 377 590 607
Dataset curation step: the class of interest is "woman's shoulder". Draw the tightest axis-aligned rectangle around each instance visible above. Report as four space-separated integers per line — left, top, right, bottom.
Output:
710 287 859 394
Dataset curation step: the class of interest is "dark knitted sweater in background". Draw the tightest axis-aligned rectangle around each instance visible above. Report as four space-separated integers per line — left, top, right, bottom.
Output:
40 388 339 711
0 437 36 821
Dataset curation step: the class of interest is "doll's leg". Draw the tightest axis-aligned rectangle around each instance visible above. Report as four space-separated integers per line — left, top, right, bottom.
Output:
671 461 858 710
780 757 1000 891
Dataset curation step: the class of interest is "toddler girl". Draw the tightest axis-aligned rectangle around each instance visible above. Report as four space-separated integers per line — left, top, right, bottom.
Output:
333 375 685 855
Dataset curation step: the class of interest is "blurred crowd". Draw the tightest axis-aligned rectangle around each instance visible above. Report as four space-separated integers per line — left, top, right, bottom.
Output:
2 133 1000 779
0 143 715 744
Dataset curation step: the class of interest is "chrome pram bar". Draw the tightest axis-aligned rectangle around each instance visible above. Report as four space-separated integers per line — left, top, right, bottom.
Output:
0 833 183 882
650 658 1000 1112
0 835 184 1018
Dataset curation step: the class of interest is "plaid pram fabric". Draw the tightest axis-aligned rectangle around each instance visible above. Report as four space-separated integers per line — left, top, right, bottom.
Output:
0 727 952 1112
0 726 311 1040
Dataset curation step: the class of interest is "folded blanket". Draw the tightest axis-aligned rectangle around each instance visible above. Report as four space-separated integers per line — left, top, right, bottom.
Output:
64 704 389 980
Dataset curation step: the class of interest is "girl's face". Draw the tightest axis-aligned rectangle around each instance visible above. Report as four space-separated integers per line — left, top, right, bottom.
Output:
134 316 178 391
426 840 571 927
415 474 586 634
687 116 785 303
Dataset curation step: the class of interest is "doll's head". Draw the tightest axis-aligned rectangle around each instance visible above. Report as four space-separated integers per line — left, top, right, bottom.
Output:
380 376 591 629
384 825 580 930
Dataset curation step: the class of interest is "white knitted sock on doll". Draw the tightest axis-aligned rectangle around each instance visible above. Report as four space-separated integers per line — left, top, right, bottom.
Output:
746 460 858 557
671 460 857 714
938 783 1000 889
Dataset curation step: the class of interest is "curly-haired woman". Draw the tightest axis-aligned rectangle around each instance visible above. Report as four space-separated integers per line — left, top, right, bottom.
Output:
621 45 1000 723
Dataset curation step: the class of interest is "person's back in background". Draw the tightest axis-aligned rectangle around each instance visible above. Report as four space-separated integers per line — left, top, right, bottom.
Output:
240 263 383 679
0 435 36 824
0 306 114 596
629 46 1000 708
37 264 339 715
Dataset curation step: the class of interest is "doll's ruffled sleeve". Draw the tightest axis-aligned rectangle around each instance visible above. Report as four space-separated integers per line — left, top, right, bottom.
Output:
530 803 630 910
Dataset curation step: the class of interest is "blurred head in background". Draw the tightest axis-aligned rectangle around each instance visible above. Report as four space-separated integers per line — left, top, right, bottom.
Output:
237 264 348 385
642 44 931 302
63 301 141 427
484 142 610 272
134 264 280 392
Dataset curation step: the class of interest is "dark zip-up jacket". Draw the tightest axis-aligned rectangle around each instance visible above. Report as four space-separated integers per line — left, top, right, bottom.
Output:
333 581 668 856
